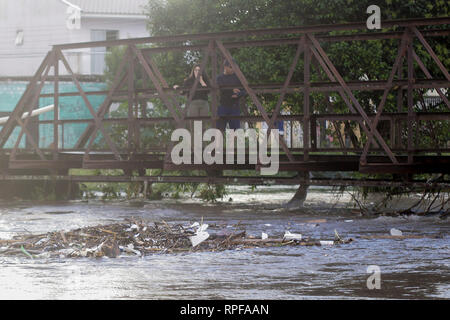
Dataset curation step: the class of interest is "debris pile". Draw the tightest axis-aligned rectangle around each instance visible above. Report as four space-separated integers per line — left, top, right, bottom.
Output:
0 219 353 259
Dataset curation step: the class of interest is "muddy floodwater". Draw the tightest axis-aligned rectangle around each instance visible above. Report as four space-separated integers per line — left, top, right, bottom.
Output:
0 186 448 299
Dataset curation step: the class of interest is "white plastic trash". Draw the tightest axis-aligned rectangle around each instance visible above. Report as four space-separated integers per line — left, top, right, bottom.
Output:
190 231 210 247
390 228 403 236
120 245 141 256
261 232 268 240
198 223 209 233
190 222 200 228
283 231 302 241
320 241 334 246
125 224 139 232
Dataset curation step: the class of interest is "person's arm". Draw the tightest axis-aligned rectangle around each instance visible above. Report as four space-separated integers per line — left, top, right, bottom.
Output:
231 75 246 98
234 88 246 98
173 79 186 92
232 85 246 98
180 78 192 96
199 74 208 87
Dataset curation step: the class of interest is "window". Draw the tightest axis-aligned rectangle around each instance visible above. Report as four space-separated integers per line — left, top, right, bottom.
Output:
90 30 119 74
106 30 119 42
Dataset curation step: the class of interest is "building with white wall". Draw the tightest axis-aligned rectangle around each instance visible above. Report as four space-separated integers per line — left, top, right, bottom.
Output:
0 0 149 76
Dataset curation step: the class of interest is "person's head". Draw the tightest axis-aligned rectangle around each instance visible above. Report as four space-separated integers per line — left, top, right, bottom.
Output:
223 59 236 75
189 64 202 79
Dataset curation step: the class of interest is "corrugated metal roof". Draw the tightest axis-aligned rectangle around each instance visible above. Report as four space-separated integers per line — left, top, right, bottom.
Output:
67 0 148 16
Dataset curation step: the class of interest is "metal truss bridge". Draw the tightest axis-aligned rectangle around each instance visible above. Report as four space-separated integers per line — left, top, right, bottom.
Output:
0 17 449 190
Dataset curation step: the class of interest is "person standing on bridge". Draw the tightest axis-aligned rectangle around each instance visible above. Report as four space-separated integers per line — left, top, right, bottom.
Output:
216 59 246 131
173 64 210 132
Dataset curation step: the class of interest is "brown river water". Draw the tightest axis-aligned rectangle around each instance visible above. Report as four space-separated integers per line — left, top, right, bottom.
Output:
0 186 448 299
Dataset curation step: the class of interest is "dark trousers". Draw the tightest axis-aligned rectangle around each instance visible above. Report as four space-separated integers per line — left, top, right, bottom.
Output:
217 104 240 131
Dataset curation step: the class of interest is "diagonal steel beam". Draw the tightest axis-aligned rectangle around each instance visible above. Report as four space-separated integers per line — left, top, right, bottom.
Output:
74 64 128 149
310 46 360 114
10 52 55 161
142 52 182 114
56 49 122 161
215 41 294 159
131 45 183 126
215 40 295 162
361 32 409 162
268 36 305 129
74 48 131 150
311 59 347 152
140 47 204 163
310 44 377 149
82 48 131 160
13 119 46 160
143 54 169 88
310 38 384 152
412 27 450 81
412 50 450 109
264 36 304 159
0 52 52 148
307 34 398 164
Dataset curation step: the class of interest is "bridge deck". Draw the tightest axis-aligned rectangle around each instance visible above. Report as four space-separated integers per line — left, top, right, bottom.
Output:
1 152 449 187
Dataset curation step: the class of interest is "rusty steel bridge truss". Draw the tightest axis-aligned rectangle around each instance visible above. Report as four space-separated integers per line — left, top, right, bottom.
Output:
0 17 449 188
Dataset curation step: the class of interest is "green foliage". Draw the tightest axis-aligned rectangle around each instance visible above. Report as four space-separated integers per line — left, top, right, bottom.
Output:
197 184 228 202
79 183 96 199
125 182 143 199
100 184 120 200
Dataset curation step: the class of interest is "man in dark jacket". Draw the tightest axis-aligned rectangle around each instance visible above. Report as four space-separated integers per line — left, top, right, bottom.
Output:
216 59 246 131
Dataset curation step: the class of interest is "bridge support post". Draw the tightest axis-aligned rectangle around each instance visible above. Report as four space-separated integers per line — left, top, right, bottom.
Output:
25 88 40 150
284 172 310 209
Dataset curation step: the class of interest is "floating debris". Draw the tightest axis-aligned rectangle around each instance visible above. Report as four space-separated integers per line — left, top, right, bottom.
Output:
20 245 34 259
305 219 327 224
390 228 403 236
190 222 200 229
359 234 440 240
334 229 344 243
188 219 210 247
190 231 210 247
0 219 354 259
197 224 209 233
125 224 139 232
44 211 74 215
283 231 302 241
